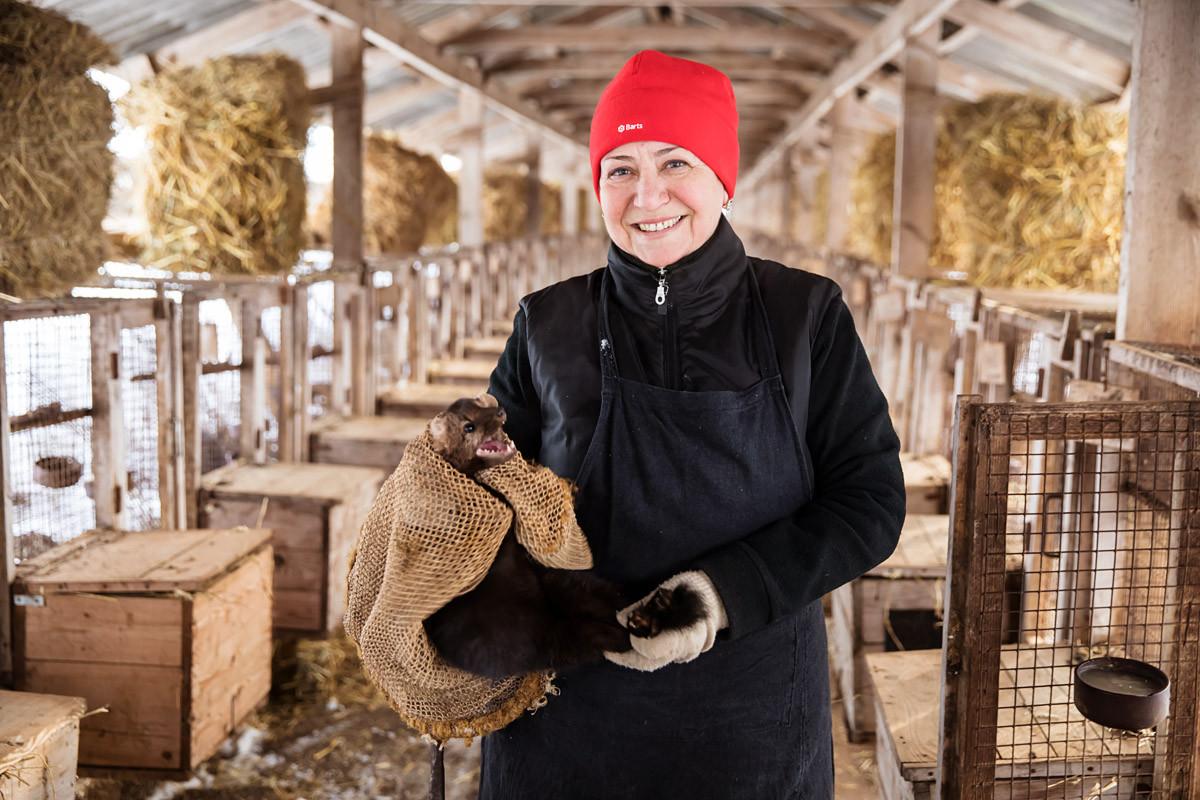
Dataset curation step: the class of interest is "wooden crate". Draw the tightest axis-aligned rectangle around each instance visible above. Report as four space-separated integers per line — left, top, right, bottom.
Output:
463 336 508 360
833 514 1025 741
830 514 950 742
869 648 1154 800
309 414 425 471
12 529 272 776
199 462 386 633
901 453 951 515
377 381 486 417
1106 341 1200 401
0 690 86 800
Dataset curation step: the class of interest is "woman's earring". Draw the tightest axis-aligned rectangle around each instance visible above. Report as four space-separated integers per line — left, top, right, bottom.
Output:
721 198 733 218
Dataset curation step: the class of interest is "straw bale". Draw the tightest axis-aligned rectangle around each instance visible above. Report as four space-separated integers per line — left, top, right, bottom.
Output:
484 167 563 242
124 54 309 275
310 133 456 255
423 169 564 247
846 93 1125 291
0 0 115 297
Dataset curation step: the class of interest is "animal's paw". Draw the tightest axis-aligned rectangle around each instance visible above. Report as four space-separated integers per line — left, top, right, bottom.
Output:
624 583 706 638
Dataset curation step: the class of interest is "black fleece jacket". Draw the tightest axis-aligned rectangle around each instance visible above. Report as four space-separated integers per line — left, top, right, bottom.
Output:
487 218 905 640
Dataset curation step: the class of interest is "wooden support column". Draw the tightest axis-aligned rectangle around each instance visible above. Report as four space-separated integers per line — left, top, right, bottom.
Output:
524 134 543 239
331 24 364 271
1117 0 1200 346
892 25 940 279
292 284 312 461
91 310 127 531
239 300 267 465
278 286 296 461
154 294 185 527
458 89 485 249
825 95 857 252
561 175 580 236
778 145 796 242
332 283 354 417
180 297 202 527
0 316 12 676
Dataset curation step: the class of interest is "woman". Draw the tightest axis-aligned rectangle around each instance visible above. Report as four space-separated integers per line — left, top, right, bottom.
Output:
481 50 904 799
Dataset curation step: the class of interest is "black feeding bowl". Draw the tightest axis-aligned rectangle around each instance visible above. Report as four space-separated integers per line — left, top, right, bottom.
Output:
1074 657 1170 732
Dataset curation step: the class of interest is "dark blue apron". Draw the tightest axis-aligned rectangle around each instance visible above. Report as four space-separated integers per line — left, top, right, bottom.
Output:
480 267 833 799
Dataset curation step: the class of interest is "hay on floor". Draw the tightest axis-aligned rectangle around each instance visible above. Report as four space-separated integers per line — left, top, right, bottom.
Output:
124 54 310 276
0 0 115 298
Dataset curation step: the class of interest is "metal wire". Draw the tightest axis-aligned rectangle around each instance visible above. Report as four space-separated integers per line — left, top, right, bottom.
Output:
120 323 160 530
956 401 1199 798
198 298 241 473
2 315 95 562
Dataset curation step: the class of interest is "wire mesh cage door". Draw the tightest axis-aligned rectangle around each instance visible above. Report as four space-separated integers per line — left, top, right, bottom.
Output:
940 397 1200 799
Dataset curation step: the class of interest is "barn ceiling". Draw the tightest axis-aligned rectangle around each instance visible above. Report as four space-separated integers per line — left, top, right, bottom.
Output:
33 0 1135 176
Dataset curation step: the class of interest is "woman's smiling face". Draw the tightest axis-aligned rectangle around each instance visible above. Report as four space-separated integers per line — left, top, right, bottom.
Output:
598 140 727 269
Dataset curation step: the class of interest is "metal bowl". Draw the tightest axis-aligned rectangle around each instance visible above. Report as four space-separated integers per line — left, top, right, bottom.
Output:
33 455 83 489
1074 656 1170 732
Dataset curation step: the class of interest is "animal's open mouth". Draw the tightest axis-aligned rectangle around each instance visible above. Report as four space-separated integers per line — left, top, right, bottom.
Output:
476 438 515 458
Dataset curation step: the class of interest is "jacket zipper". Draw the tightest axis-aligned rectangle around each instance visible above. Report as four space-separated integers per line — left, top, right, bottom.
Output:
654 268 669 313
663 303 680 390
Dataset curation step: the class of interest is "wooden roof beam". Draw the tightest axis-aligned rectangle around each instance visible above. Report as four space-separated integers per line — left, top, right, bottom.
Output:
401 0 883 5
944 0 1128 96
487 52 826 83
443 24 841 62
744 0 963 188
284 0 584 150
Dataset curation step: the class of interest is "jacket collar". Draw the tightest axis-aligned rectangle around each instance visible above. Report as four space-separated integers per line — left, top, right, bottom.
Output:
605 215 748 321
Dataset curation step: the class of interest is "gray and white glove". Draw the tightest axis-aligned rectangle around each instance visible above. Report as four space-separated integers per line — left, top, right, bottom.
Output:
604 570 728 672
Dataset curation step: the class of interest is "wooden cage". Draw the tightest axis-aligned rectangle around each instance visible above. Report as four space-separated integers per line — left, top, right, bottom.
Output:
935 398 1200 798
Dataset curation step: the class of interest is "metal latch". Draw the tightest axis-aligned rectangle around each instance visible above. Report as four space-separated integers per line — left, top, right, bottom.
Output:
13 594 45 607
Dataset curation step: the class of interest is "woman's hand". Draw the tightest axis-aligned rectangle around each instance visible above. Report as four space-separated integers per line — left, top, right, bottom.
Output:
604 571 728 672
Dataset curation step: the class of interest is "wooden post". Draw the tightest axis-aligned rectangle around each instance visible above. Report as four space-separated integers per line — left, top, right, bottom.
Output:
0 315 13 676
293 284 312 461
562 175 580 237
278 285 296 461
778 144 795 242
239 300 267 465
458 89 485 249
892 25 939 279
332 283 354 417
331 24 364 272
153 294 183 528
349 281 373 416
90 310 127 531
825 95 857 253
1117 0 1200 347
524 134 543 239
180 297 202 527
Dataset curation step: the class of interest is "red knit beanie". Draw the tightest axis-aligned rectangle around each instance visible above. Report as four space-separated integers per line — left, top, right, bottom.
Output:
589 50 739 200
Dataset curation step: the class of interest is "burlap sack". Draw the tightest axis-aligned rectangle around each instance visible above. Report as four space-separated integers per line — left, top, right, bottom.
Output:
345 430 594 743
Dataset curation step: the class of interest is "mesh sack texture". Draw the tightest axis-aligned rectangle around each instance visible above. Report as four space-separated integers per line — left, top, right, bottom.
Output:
345 429 593 743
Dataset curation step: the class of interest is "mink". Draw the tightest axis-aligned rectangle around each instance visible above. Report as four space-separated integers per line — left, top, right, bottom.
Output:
423 394 633 679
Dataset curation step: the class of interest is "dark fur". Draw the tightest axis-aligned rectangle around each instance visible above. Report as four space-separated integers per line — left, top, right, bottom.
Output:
625 584 707 638
424 395 631 678
424 394 705 679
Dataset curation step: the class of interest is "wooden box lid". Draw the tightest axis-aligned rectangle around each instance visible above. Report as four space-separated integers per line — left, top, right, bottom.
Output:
14 528 271 594
900 453 951 489
868 514 950 579
309 414 426 444
200 462 386 505
0 690 86 761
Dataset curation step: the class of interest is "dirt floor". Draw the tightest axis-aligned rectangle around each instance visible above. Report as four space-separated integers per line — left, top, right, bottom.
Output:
77 635 878 800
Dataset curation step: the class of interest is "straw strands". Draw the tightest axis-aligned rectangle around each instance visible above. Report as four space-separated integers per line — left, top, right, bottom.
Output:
847 94 1126 292
484 167 563 242
0 0 115 298
124 54 310 276
310 133 456 255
